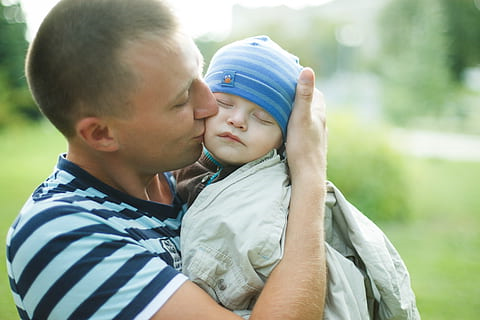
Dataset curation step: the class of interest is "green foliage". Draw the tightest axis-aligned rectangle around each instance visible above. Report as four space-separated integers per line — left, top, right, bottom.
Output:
380 158 480 319
0 2 27 87
377 0 480 83
377 0 454 124
327 113 410 222
441 0 480 80
0 69 38 129
0 2 40 129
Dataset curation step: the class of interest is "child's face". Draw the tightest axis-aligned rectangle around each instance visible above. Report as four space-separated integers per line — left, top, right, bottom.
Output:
204 92 283 166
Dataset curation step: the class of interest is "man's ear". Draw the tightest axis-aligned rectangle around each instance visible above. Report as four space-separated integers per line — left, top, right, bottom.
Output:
75 117 119 152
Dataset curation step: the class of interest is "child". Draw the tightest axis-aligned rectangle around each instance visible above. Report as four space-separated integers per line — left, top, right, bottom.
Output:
175 35 300 313
175 36 420 319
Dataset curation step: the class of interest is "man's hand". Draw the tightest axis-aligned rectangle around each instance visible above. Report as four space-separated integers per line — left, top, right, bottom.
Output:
286 67 327 181
251 67 327 320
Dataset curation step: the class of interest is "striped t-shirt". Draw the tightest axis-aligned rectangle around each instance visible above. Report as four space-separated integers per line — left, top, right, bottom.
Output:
6 155 188 319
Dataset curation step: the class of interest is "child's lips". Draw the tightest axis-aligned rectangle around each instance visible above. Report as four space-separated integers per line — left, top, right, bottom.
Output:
219 132 243 144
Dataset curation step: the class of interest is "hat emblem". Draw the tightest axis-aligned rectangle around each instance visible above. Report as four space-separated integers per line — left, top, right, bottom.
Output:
221 71 236 87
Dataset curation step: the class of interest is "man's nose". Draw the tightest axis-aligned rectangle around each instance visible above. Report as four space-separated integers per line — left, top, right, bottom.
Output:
194 80 218 119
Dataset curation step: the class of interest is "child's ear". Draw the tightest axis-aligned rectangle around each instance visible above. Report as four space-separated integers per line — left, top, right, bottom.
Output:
75 117 119 152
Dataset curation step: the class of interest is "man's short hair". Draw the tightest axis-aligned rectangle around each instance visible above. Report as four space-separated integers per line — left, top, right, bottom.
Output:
26 0 178 137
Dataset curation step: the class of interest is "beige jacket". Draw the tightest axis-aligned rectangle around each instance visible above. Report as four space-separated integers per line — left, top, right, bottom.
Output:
180 152 420 319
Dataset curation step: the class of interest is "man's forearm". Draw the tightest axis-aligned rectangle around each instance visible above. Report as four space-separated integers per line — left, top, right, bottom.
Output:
250 171 326 320
249 67 327 320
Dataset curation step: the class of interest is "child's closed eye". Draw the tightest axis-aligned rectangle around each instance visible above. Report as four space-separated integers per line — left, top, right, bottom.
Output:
216 99 233 109
252 111 275 125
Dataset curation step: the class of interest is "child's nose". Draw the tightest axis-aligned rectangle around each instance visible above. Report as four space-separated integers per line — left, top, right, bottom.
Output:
227 110 247 130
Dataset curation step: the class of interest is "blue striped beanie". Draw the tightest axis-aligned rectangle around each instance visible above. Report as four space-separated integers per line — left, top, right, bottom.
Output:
204 35 303 139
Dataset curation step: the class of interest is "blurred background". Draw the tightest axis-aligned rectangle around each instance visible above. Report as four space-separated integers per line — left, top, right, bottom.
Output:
1 0 479 318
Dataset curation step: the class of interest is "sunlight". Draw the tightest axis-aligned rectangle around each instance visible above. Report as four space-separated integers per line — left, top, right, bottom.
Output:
18 0 336 41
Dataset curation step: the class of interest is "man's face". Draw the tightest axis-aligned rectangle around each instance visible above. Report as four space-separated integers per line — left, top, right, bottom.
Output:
204 92 283 166
111 34 218 175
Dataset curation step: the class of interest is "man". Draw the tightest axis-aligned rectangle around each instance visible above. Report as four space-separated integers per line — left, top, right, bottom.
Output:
6 0 327 319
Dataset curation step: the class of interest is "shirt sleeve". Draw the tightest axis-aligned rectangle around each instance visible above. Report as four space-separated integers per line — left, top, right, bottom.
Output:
7 207 187 320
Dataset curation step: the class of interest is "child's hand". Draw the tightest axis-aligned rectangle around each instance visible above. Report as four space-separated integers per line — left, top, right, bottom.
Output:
286 67 327 182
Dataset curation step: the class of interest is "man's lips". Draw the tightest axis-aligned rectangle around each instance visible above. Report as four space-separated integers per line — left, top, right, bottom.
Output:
219 132 243 144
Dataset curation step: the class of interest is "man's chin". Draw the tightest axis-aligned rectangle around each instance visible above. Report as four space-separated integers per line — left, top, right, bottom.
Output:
170 146 203 171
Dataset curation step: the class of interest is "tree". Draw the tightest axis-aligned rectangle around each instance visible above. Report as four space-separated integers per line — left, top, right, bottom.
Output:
376 0 453 123
0 1 39 128
440 0 480 80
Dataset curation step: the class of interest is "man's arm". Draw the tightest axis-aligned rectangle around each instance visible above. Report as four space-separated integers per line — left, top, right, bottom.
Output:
249 67 327 319
152 67 327 320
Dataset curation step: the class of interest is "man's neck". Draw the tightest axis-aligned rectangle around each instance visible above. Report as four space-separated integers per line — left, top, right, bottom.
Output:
66 146 173 204
147 173 173 204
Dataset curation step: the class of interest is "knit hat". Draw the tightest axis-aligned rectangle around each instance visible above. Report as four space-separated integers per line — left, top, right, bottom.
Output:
204 35 303 139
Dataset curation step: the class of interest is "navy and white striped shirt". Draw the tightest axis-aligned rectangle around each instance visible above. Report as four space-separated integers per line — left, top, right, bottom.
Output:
6 155 187 319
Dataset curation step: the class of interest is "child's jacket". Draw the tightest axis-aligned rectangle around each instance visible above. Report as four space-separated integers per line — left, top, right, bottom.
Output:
180 151 420 319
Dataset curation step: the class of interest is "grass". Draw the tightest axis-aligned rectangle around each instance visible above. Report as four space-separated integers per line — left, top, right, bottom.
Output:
379 159 480 319
0 124 479 319
0 123 66 319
